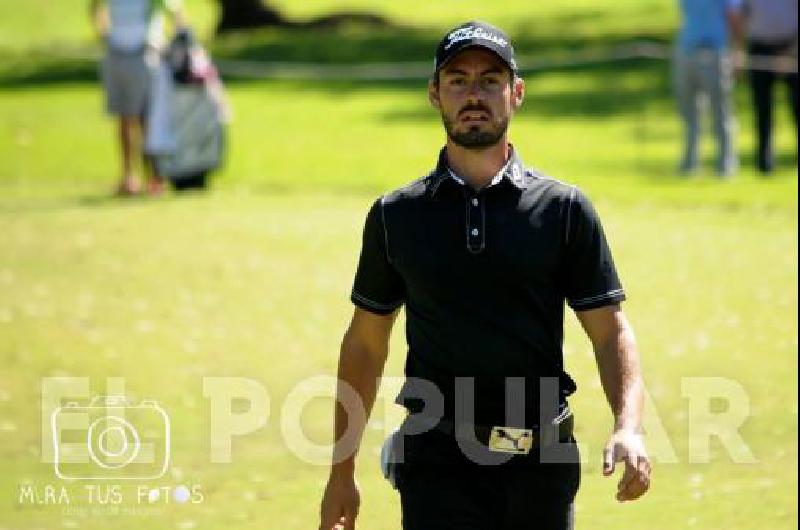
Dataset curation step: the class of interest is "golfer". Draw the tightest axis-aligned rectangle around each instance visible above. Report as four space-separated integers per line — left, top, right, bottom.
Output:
90 0 184 195
319 21 651 530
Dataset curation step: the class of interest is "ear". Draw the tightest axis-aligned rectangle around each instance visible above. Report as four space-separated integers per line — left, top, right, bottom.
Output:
511 76 525 110
428 79 441 109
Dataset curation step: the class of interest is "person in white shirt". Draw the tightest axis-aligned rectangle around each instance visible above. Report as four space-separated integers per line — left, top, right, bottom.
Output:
90 0 184 195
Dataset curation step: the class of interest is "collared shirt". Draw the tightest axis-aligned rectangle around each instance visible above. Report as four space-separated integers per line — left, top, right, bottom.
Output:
102 0 180 52
351 147 625 425
446 155 510 189
678 0 744 51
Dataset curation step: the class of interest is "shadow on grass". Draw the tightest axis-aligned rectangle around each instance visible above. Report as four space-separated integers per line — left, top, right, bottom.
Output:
0 11 672 89
0 55 98 88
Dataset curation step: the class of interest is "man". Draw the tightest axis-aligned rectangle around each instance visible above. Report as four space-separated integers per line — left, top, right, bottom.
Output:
319 21 651 530
674 0 745 177
90 0 183 195
743 0 798 173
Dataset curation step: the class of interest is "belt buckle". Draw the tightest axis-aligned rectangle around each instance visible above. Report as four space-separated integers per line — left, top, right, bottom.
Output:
488 426 534 455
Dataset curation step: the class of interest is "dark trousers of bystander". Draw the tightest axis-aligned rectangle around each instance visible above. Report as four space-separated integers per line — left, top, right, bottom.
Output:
748 40 799 172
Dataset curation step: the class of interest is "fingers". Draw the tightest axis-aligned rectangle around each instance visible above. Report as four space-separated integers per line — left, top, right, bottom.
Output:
333 515 348 530
602 442 616 476
325 509 356 530
615 455 652 502
319 513 339 530
319 502 344 530
324 516 349 530
615 458 637 496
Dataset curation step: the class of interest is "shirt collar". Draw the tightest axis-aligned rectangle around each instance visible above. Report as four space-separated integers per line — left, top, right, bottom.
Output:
428 145 528 196
447 163 507 188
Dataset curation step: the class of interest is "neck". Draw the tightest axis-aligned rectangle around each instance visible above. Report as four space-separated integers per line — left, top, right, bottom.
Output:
445 138 510 190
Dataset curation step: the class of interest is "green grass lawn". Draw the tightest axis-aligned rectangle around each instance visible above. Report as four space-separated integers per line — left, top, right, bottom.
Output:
0 192 796 530
0 1 798 529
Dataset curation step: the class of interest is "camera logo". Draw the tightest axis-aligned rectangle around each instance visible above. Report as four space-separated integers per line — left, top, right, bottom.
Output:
51 396 170 480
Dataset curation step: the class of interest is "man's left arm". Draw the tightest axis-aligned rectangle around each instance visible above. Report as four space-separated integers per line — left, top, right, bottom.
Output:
158 0 186 29
89 0 109 40
728 0 747 71
576 304 651 502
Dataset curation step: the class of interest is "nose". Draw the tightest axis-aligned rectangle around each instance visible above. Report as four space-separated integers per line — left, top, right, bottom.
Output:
465 79 484 102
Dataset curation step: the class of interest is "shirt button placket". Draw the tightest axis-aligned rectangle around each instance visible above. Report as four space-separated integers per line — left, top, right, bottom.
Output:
467 193 484 253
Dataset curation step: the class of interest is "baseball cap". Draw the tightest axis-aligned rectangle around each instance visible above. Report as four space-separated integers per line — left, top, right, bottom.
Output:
433 21 518 77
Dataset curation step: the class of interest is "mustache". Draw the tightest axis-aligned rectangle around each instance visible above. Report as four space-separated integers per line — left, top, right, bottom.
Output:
458 104 492 116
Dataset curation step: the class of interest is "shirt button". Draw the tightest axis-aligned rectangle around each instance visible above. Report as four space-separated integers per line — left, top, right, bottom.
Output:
471 198 479 207
471 228 479 236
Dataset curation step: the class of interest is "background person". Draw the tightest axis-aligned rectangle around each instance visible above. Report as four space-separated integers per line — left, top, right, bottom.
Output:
744 0 798 173
674 0 745 177
318 21 651 530
90 0 184 195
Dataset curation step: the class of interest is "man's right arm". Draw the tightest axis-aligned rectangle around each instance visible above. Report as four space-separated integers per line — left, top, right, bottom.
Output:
319 307 399 530
89 0 109 39
162 0 187 30
727 1 747 55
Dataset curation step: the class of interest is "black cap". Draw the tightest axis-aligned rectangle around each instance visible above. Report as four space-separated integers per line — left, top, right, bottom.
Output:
433 21 518 77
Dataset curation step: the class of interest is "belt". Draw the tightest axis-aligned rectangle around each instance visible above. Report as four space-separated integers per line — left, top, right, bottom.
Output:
107 43 158 56
382 407 575 489
425 406 574 455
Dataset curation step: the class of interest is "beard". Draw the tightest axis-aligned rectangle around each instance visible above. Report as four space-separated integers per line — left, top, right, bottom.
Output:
441 108 509 149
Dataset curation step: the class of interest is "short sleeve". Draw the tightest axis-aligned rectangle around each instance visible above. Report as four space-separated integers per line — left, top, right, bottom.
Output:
563 188 626 311
350 198 406 315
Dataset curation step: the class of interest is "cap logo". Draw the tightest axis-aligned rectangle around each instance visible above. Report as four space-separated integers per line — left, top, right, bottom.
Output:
444 26 508 51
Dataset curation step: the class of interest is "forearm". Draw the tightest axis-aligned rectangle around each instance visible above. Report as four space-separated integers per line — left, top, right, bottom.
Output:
594 321 644 432
728 10 746 50
165 0 187 30
89 0 109 37
330 334 387 474
171 7 187 30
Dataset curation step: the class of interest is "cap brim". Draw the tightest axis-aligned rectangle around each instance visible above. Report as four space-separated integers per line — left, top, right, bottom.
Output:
435 42 517 76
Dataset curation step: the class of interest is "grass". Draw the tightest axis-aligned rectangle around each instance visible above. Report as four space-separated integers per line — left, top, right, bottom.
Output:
0 193 796 530
0 1 798 529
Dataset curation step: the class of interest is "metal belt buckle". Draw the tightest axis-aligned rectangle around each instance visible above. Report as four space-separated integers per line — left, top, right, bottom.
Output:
488 426 534 455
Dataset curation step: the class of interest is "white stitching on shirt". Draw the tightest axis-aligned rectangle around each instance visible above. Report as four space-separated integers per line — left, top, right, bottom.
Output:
379 194 392 264
565 185 577 246
570 288 625 306
351 291 403 311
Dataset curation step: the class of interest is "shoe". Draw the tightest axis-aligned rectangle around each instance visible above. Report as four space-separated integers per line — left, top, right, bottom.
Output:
717 165 737 179
146 177 166 197
678 161 697 176
114 178 142 197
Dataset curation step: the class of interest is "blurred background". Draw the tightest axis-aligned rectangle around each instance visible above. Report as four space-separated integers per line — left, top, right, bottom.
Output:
0 1 797 529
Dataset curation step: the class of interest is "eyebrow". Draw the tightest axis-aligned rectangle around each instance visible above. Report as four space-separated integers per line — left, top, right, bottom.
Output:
442 66 506 77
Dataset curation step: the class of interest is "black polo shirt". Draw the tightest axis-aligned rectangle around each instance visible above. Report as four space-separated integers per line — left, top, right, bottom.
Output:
351 147 625 425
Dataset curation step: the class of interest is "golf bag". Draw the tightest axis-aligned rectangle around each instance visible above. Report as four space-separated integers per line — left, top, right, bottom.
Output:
146 29 228 190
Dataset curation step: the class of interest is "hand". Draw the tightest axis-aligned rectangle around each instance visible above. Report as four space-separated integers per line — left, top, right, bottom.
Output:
319 470 360 530
731 49 747 80
602 429 651 502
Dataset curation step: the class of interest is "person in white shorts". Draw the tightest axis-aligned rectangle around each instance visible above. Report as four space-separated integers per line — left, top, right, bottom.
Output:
90 0 184 195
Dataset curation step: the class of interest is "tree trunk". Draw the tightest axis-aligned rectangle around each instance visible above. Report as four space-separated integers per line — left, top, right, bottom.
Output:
216 0 287 33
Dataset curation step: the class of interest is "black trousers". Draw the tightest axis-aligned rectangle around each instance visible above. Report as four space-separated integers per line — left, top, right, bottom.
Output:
748 40 799 172
398 429 580 530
